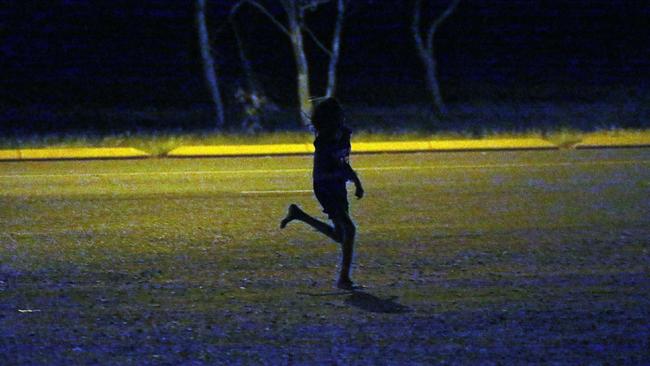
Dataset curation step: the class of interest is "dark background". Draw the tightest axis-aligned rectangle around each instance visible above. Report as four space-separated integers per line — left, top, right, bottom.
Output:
1 0 649 133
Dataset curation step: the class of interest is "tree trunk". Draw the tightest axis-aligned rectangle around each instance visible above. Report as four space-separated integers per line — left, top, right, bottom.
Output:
325 0 345 98
289 22 312 127
196 0 225 128
412 0 460 118
232 18 261 97
420 49 447 116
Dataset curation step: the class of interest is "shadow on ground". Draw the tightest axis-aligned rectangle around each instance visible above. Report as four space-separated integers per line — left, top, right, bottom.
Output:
297 290 411 313
344 291 411 314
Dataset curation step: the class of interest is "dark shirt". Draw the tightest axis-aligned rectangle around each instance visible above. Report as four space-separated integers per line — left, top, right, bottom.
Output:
313 125 352 183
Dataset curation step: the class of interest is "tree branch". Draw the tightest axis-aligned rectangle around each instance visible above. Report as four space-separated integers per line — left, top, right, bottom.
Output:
411 0 425 53
279 0 295 20
228 0 246 21
300 0 331 13
303 25 333 56
211 0 245 36
325 0 345 97
244 0 292 37
426 0 460 51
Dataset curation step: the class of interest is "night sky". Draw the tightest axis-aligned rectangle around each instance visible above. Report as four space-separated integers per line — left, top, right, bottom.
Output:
1 0 649 131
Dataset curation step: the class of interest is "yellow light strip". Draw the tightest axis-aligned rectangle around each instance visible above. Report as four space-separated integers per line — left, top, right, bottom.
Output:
167 138 557 157
0 147 150 161
576 135 650 148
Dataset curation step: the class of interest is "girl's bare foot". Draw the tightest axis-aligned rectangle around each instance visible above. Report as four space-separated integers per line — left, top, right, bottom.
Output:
280 204 301 229
337 278 361 291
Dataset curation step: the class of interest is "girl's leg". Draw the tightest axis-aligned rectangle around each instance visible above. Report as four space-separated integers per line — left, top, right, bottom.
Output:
280 204 342 243
334 214 356 289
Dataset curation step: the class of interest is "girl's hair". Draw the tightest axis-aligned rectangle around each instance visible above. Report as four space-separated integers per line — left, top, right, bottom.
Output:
311 97 344 133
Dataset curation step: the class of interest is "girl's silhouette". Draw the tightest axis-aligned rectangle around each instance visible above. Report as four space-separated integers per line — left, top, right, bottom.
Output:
281 97 364 290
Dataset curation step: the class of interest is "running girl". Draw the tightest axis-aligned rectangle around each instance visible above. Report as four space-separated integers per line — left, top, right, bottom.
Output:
280 97 364 290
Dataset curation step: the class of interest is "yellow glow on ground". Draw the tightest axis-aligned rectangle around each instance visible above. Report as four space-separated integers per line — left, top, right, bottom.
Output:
576 134 650 148
0 147 149 161
167 138 557 157
3 135 650 160
353 138 557 152
168 143 315 157
0 150 21 160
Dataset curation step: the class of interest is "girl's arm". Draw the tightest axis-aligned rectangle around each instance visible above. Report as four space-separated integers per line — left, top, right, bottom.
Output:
341 161 364 199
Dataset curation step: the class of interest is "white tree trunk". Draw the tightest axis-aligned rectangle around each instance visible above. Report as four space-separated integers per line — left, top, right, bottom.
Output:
289 18 313 126
197 0 225 127
232 18 261 96
325 0 345 98
412 0 460 117
419 48 447 116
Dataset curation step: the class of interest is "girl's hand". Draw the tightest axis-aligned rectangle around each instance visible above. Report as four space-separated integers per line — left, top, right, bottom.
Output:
355 185 364 199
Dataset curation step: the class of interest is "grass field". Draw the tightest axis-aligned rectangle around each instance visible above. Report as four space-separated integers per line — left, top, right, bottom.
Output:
1 149 649 364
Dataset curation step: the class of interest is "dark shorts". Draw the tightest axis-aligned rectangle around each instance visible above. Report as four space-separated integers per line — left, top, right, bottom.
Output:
313 179 349 220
